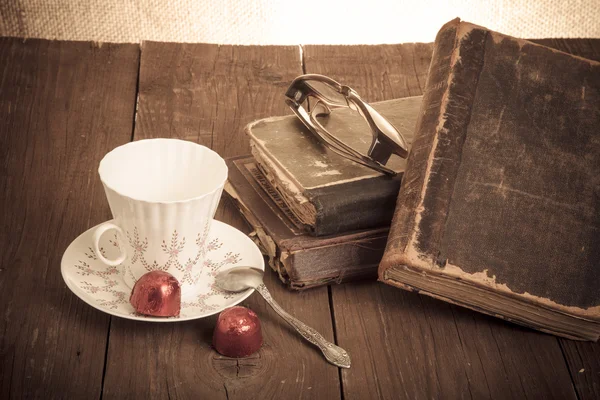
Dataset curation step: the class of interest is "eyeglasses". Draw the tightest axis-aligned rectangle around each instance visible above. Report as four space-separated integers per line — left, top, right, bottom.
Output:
285 74 408 175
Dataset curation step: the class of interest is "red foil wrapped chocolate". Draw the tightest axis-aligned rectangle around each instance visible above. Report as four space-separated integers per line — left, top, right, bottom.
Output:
129 271 181 317
213 306 263 357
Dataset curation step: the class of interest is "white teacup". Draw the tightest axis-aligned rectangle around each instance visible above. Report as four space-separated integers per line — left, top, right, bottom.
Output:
92 139 227 297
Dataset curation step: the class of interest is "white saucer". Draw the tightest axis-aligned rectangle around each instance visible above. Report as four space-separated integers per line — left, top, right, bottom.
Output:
61 219 264 322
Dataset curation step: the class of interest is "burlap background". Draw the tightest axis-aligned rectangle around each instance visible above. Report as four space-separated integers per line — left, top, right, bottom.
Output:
1 0 599 44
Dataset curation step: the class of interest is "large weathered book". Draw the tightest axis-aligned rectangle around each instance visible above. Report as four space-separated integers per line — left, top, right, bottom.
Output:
246 96 422 236
379 18 600 341
224 155 387 289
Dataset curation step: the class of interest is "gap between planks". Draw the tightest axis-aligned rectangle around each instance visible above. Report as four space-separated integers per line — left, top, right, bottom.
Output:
99 43 142 400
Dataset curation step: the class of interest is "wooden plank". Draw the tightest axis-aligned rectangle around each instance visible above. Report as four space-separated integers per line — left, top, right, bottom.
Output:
135 43 295 158
449 304 576 398
0 38 139 398
302 44 433 101
327 282 578 400
559 341 600 400
304 41 581 400
101 42 341 399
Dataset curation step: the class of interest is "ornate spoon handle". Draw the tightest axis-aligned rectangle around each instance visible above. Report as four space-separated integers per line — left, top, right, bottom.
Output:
255 283 351 368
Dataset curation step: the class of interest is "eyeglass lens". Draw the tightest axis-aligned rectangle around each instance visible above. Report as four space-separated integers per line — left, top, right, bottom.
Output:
303 80 347 106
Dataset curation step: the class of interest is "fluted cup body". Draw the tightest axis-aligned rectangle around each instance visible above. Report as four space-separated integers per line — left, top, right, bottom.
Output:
95 139 227 299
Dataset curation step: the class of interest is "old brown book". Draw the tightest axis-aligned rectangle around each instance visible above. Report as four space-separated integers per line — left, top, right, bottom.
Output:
224 156 387 289
379 19 600 341
246 96 422 236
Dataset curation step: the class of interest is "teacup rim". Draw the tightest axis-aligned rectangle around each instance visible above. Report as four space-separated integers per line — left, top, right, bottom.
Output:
98 138 228 205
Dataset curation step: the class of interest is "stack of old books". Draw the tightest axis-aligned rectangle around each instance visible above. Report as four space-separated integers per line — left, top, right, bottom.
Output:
225 18 600 341
225 96 422 289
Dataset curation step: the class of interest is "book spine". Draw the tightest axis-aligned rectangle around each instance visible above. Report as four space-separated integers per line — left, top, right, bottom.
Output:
380 19 488 273
280 236 387 289
308 175 402 236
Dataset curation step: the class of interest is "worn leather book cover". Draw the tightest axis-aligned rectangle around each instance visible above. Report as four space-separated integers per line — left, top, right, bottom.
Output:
224 155 388 290
379 18 600 340
246 96 422 236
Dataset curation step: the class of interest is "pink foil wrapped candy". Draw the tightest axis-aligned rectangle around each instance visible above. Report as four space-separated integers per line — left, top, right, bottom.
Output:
130 271 181 317
213 306 263 357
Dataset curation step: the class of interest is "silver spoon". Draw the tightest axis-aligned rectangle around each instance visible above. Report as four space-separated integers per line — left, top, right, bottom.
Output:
215 266 351 368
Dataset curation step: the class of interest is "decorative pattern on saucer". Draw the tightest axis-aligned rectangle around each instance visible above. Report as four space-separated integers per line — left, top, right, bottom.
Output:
123 223 210 286
61 219 264 322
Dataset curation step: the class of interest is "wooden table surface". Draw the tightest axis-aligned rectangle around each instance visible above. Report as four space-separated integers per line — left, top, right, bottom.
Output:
1 36 599 399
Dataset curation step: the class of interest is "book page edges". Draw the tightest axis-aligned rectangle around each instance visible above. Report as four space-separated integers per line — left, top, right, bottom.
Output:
223 181 277 257
250 147 317 226
380 234 600 323
246 118 319 227
245 117 308 194
380 272 599 341
223 180 294 285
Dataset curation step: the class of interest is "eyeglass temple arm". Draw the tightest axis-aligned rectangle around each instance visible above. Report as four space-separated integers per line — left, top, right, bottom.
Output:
350 98 409 163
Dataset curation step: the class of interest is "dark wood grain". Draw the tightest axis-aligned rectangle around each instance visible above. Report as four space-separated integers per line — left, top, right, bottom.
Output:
560 341 600 399
0 38 139 398
303 43 434 101
449 304 577 399
101 42 341 399
304 41 586 400
135 42 295 157
329 282 577 399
